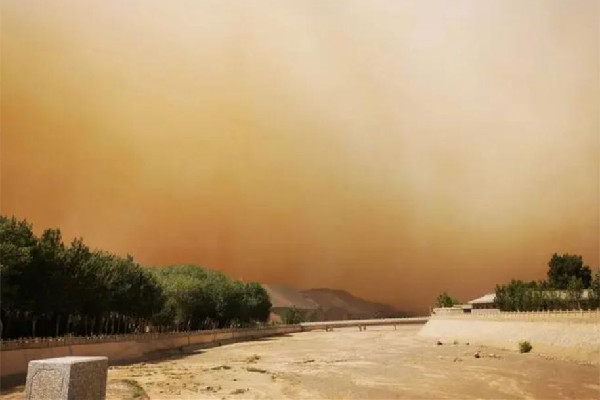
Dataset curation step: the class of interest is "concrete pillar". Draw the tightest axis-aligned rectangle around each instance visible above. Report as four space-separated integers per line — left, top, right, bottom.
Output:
25 356 108 400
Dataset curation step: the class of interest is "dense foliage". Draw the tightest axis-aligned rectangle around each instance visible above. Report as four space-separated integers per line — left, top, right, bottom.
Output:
154 266 271 331
0 216 271 339
547 253 592 289
494 254 599 311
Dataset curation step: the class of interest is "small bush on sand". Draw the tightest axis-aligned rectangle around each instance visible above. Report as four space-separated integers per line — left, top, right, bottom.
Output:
119 379 148 399
519 341 532 353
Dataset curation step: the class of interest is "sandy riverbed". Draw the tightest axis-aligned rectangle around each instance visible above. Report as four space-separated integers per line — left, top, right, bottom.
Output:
2 325 599 399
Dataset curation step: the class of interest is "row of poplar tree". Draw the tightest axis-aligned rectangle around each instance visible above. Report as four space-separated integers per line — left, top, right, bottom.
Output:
0 216 272 339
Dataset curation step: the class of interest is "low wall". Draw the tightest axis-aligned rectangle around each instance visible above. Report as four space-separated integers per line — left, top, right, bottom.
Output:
433 310 600 323
419 312 600 364
1 325 300 386
300 317 428 330
432 307 467 315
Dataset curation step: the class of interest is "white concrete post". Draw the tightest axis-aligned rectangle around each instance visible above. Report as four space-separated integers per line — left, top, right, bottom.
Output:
25 356 108 400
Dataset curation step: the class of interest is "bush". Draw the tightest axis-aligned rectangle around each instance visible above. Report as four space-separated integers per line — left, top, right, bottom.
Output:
281 307 304 324
519 341 532 353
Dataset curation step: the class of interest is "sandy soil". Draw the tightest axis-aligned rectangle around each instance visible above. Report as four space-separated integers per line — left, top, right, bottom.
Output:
2 325 599 399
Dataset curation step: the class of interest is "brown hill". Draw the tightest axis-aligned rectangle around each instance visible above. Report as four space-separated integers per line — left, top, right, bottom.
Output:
301 288 404 320
262 284 320 310
262 284 406 321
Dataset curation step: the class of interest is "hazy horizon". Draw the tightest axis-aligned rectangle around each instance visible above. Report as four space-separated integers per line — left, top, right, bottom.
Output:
2 0 598 313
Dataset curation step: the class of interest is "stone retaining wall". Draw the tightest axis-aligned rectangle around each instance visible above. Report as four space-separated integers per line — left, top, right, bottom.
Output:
1 325 300 385
419 313 600 364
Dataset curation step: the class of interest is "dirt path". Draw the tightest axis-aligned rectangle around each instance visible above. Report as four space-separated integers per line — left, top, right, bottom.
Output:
2 326 599 399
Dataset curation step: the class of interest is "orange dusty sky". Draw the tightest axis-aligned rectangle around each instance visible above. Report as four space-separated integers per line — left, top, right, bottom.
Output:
1 0 598 313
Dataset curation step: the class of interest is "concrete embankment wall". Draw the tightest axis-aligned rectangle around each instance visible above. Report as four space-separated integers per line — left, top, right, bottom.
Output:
419 312 600 364
1 325 300 385
300 316 428 330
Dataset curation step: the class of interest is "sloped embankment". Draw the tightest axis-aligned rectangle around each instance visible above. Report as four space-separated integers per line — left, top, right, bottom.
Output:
419 314 600 364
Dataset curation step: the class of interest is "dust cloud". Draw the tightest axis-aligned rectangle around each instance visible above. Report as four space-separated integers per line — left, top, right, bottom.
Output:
1 0 598 313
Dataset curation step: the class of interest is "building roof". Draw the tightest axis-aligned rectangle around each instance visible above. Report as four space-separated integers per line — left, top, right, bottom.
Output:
468 293 496 305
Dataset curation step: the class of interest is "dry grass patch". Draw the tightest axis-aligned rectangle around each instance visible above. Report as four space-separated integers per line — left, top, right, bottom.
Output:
244 354 261 363
246 367 268 374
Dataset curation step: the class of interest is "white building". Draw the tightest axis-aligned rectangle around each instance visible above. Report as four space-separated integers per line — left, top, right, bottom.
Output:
468 293 496 309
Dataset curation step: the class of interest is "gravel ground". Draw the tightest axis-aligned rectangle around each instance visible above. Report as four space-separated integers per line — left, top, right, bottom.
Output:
2 325 599 399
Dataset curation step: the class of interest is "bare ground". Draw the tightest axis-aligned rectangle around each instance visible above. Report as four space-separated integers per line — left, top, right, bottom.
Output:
2 325 599 399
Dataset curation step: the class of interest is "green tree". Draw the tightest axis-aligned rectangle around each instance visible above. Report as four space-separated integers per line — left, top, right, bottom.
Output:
494 280 537 311
29 228 67 337
435 292 459 308
243 283 272 323
566 277 584 310
0 215 272 338
494 284 509 310
154 265 270 330
590 268 600 309
159 273 206 330
0 216 37 337
547 253 592 289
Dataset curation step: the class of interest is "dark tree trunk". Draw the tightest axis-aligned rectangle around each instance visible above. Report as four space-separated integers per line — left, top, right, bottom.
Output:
32 318 37 338
55 314 61 337
66 314 71 335
0 310 9 339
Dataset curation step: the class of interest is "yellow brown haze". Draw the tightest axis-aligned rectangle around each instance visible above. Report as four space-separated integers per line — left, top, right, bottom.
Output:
1 0 598 313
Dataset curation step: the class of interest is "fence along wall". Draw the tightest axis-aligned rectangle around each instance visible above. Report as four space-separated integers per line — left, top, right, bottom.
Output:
419 311 600 364
1 325 301 384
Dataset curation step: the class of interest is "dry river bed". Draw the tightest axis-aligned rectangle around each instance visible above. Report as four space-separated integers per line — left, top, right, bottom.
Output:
2 325 599 399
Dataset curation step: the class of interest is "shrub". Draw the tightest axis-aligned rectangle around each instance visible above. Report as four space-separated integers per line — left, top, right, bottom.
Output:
519 341 532 353
281 307 304 324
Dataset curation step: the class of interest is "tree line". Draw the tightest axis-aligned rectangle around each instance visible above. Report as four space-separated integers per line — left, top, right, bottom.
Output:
0 216 272 339
495 254 600 311
434 254 600 311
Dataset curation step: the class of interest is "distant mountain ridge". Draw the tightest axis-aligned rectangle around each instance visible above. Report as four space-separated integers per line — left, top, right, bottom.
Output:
262 284 409 321
301 288 403 320
261 284 320 310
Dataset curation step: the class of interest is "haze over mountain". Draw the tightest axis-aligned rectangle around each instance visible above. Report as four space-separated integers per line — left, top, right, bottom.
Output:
262 285 405 320
2 0 598 314
302 288 404 320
